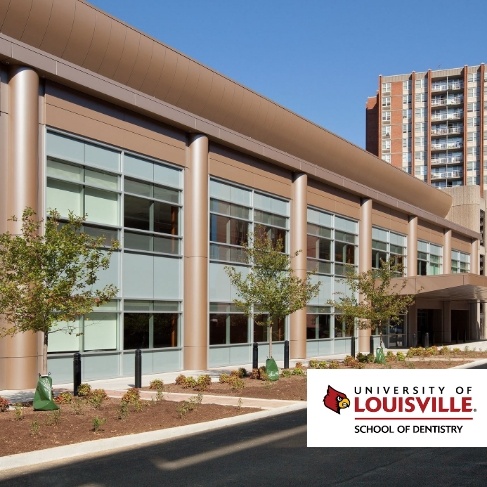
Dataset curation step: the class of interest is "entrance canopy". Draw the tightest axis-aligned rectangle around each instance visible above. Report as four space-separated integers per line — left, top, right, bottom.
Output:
393 273 487 301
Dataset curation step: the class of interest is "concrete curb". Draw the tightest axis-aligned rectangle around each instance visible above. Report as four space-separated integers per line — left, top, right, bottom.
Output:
452 358 487 369
0 401 307 473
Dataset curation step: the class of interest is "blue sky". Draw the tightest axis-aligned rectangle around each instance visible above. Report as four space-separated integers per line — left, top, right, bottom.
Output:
89 0 487 148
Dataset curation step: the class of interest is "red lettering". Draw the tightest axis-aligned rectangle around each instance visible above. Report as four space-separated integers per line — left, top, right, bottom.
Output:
462 397 472 412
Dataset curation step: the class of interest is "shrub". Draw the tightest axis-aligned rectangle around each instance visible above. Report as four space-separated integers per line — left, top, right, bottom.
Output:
343 355 357 367
121 387 140 404
55 391 74 405
396 351 406 361
175 374 187 386
92 416 106 432
237 367 248 378
219 373 231 383
177 393 203 418
258 366 268 381
249 369 260 380
356 353 367 363
281 369 292 378
295 362 303 369
194 375 212 391
328 361 339 369
89 389 108 409
149 379 164 391
228 375 245 390
77 383 92 397
439 346 450 355
292 367 305 376
0 396 10 412
386 351 397 362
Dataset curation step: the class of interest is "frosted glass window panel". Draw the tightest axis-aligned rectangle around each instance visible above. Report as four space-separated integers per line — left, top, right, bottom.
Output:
46 132 84 163
123 253 154 298
85 188 119 225
209 262 248 301
307 208 332 228
154 163 182 189
154 256 181 299
372 227 388 241
335 216 357 233
84 313 117 351
254 193 288 216
390 232 406 247
418 240 428 252
47 160 82 182
48 320 80 352
124 154 153 180
90 251 120 294
210 179 251 206
430 244 443 256
85 144 120 172
85 170 119 191
46 180 82 216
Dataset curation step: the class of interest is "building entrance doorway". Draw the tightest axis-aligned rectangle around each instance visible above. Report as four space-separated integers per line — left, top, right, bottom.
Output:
451 310 469 343
417 309 442 346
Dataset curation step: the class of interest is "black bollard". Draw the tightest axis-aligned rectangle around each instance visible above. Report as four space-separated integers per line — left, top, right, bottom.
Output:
284 340 290 369
73 352 81 396
351 335 356 358
252 342 258 369
412 332 417 348
423 332 429 348
135 349 142 388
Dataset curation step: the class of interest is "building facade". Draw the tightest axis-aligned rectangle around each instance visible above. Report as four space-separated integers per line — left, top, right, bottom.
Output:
0 1 485 390
366 65 486 190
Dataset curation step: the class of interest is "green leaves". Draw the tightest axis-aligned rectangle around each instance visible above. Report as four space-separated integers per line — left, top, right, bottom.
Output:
328 259 416 334
0 208 119 340
224 227 320 332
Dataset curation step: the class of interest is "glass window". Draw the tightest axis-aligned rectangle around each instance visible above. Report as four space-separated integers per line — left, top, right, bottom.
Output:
253 316 285 343
306 309 331 340
123 310 179 350
209 312 248 345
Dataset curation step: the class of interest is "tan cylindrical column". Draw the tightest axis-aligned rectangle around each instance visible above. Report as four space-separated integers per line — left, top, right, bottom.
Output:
443 229 452 274
358 198 372 353
183 134 208 370
471 239 480 274
290 173 307 359
407 216 418 277
0 66 41 390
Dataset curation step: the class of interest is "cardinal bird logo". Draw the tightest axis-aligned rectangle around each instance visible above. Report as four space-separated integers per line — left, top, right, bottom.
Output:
323 385 350 414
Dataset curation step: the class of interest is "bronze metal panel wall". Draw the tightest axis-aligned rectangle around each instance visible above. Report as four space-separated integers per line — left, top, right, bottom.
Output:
209 144 292 198
451 233 473 253
372 203 409 234
307 179 360 220
417 220 445 245
45 82 187 166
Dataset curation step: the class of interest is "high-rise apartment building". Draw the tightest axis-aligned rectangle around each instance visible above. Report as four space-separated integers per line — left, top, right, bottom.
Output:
366 65 486 190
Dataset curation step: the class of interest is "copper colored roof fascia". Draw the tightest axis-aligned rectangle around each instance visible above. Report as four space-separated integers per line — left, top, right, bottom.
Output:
0 0 452 218
394 274 487 301
0 32 478 241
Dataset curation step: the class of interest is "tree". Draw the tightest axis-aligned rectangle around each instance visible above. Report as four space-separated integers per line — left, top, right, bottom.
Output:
225 228 320 359
328 259 417 353
0 208 119 375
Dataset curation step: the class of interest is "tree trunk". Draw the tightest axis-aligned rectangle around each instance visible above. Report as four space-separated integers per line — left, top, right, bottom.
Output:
42 332 48 376
268 323 273 358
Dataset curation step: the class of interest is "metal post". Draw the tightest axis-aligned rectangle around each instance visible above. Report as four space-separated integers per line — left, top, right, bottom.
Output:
73 352 81 396
252 342 258 369
351 335 356 358
284 340 290 369
135 349 142 388
423 332 429 348
412 332 417 348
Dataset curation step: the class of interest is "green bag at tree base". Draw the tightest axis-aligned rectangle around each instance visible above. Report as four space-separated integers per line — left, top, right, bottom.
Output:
375 347 386 365
33 375 59 411
266 357 279 381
